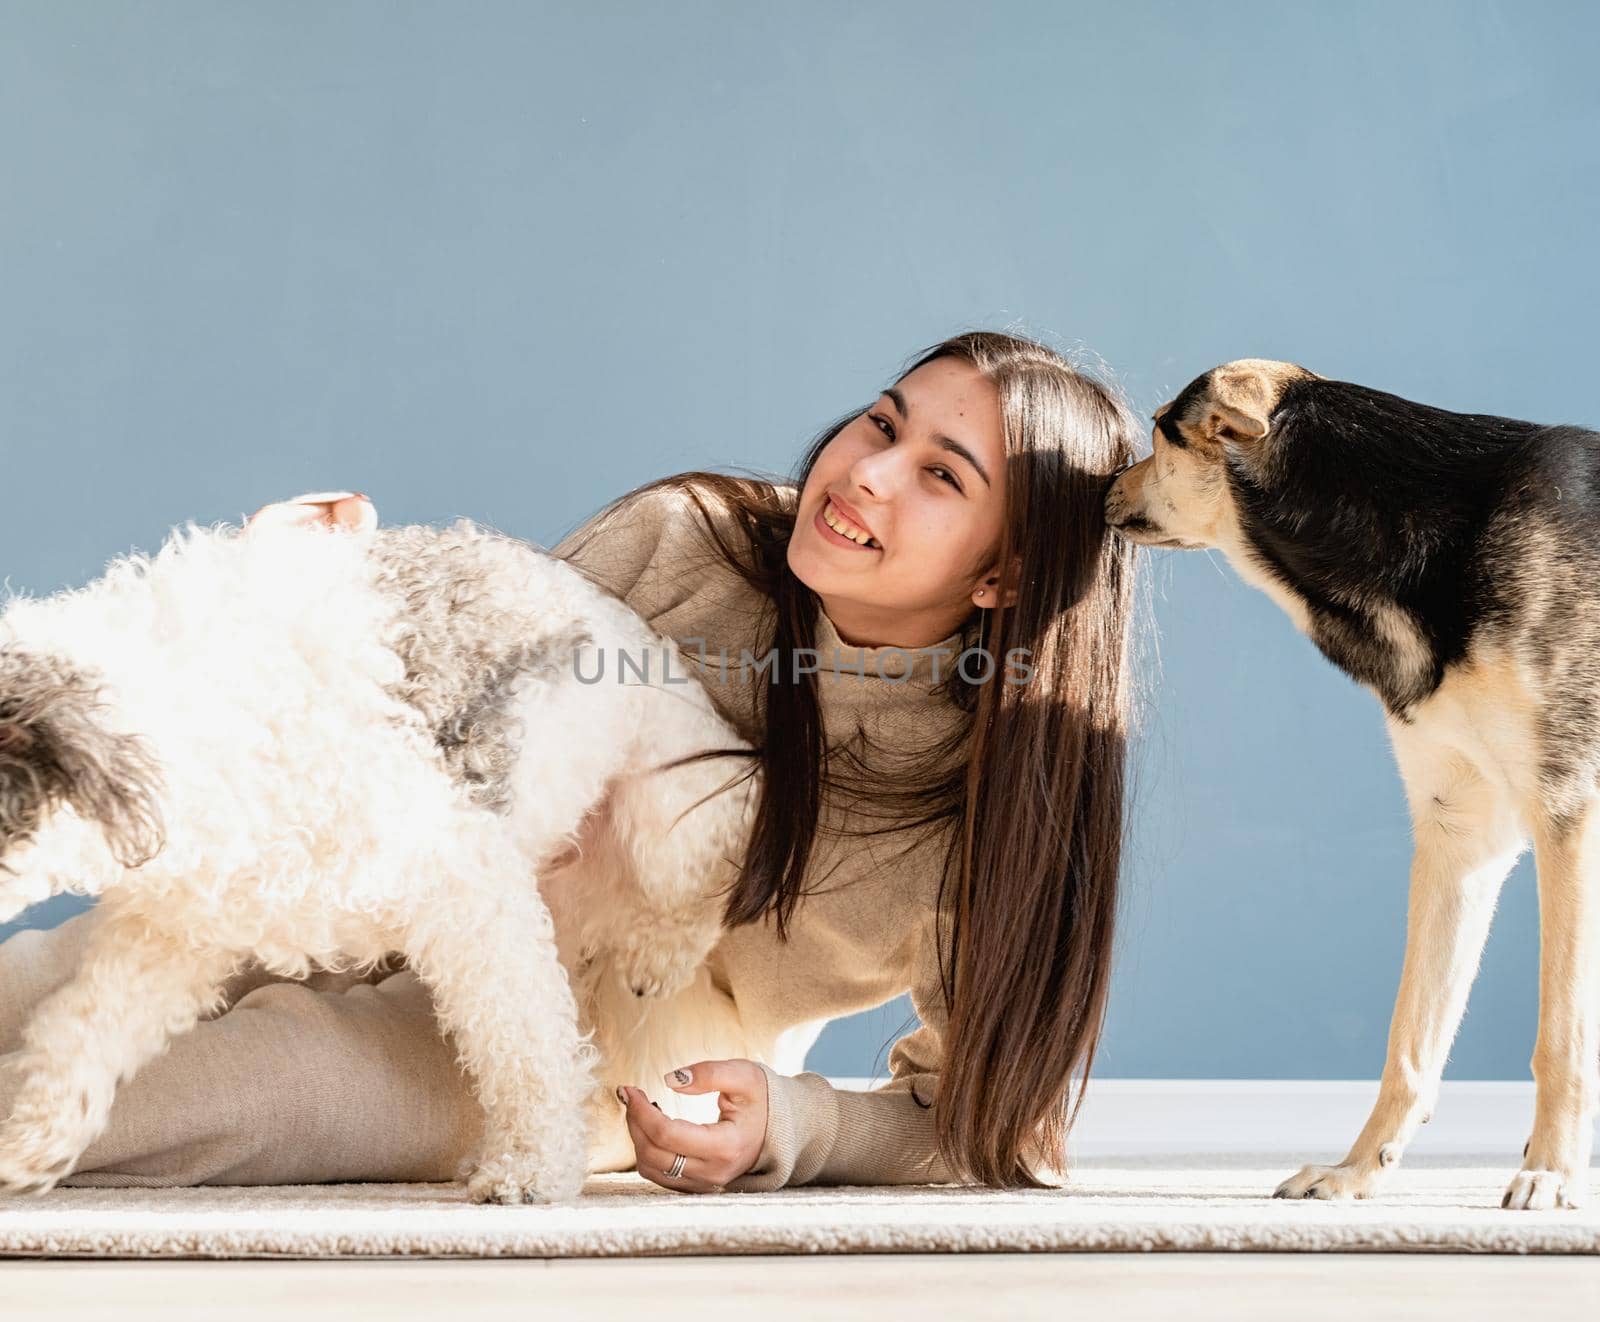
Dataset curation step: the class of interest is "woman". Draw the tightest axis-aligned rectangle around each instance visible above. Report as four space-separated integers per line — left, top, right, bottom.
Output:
0 330 1139 1194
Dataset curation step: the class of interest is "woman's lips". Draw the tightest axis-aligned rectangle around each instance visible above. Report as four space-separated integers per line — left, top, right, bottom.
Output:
814 502 882 553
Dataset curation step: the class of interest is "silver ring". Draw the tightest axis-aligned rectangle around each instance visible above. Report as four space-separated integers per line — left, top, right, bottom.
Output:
667 1152 687 1179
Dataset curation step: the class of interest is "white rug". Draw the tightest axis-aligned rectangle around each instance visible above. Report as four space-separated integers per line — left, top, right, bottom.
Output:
3 1083 1595 1258
1 1156 1597 1258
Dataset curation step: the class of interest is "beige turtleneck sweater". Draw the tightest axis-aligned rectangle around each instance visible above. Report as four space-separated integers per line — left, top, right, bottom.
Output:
0 482 977 1191
553 481 974 1190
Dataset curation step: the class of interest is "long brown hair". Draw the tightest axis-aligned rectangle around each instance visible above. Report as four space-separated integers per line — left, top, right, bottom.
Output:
560 331 1140 1187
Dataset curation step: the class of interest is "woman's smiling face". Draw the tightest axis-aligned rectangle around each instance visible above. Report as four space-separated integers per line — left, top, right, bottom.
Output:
787 356 1010 649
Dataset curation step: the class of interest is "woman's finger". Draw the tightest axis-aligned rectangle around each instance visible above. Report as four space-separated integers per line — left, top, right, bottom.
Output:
617 1086 738 1162
660 1059 765 1104
632 1136 726 1192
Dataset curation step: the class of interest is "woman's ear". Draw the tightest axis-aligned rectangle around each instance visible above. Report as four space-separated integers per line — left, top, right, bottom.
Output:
973 554 1023 610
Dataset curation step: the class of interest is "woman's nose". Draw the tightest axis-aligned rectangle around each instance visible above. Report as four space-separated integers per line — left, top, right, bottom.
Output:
848 446 906 498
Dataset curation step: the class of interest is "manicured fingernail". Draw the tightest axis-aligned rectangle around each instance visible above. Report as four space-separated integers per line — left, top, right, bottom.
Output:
615 1085 627 1106
665 1068 692 1087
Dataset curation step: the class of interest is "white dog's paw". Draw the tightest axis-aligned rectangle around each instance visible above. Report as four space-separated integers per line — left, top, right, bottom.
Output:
613 934 700 1000
463 1146 583 1206
0 1120 83 1197
1273 1160 1386 1201
1502 1166 1587 1210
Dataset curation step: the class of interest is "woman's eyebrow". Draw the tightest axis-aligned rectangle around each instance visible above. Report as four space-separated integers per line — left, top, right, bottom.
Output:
882 387 992 488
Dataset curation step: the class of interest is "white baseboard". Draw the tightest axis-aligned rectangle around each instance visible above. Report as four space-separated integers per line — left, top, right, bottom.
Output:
831 1078 1547 1158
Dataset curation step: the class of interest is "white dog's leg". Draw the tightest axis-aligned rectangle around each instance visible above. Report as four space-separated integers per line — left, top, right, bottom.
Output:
1503 798 1600 1210
0 817 122 928
0 909 237 1195
605 727 756 1000
398 824 600 1206
1275 741 1523 1201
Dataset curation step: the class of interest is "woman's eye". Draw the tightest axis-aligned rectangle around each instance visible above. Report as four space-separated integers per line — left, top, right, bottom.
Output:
869 416 960 490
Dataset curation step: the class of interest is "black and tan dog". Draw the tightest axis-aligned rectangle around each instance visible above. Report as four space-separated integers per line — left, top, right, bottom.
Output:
1106 360 1600 1210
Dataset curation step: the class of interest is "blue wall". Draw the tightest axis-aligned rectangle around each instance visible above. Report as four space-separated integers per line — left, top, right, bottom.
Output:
3 1 1596 1079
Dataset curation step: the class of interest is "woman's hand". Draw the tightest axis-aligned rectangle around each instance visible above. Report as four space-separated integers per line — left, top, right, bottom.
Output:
616 1059 768 1194
244 491 377 536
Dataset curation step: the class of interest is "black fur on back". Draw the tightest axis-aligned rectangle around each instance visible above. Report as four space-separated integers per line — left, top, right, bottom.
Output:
1227 377 1600 717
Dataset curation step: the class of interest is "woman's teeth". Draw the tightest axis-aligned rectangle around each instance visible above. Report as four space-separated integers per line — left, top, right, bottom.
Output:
823 499 880 548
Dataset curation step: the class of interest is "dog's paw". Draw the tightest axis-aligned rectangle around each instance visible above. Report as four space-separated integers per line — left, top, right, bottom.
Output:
0 1122 82 1197
613 935 700 1000
463 1147 583 1207
621 965 695 1000
1273 1161 1385 1201
1502 1166 1587 1211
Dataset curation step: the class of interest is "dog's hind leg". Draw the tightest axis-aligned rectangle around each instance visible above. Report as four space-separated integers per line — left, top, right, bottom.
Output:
1275 740 1525 1202
0 907 238 1195
396 819 600 1206
1502 799 1600 1210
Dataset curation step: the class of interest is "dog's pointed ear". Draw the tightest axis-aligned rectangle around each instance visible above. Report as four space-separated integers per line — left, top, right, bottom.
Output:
1199 360 1306 446
1203 399 1269 445
1202 376 1271 446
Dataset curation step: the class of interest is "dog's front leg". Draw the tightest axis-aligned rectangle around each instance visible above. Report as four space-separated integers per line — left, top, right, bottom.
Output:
1275 743 1523 1201
605 751 756 1000
1502 801 1600 1210
0 816 122 927
399 831 600 1206
0 908 237 1194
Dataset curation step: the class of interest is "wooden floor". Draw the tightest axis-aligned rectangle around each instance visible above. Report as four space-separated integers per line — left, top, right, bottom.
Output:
2 1254 1597 1320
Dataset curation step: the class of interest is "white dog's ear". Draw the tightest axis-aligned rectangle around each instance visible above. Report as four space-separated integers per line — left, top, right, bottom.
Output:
245 492 377 537
0 649 166 868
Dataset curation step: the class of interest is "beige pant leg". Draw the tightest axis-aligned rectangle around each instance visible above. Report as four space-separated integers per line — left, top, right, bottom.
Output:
2 915 485 1187
1 910 338 1054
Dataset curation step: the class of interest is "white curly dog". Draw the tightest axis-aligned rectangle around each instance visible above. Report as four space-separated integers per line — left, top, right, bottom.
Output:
0 494 756 1204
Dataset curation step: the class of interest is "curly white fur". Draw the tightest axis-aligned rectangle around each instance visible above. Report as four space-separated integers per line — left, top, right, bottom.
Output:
0 518 757 1204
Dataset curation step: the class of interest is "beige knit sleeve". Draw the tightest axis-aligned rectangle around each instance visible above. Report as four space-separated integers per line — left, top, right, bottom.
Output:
723 930 958 1191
